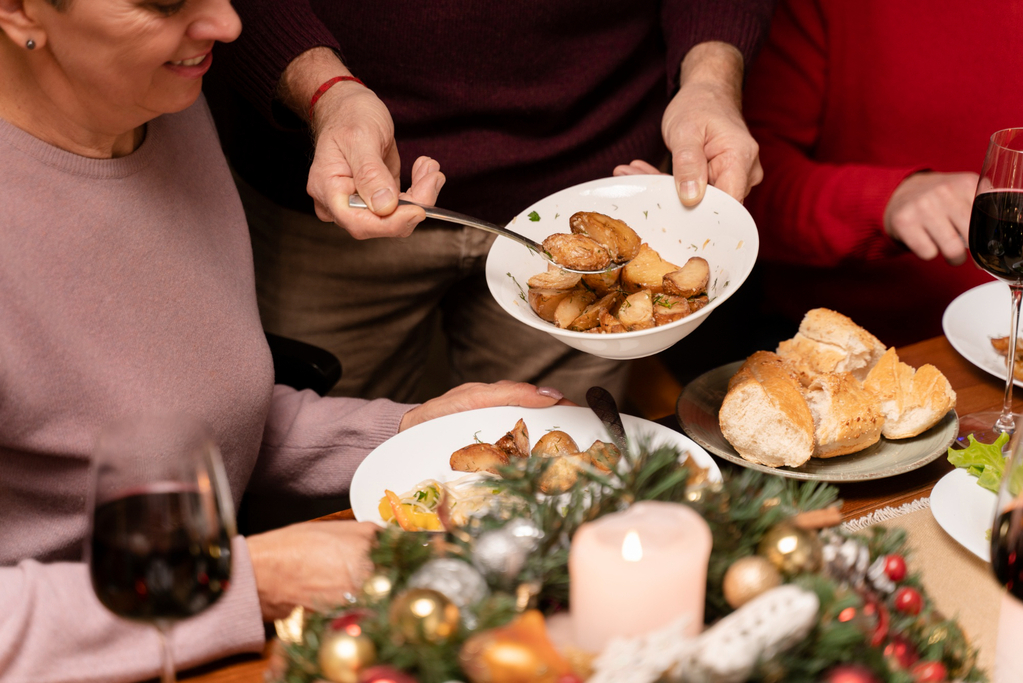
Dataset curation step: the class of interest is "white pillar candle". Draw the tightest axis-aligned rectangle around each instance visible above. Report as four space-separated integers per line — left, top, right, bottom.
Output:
569 500 712 653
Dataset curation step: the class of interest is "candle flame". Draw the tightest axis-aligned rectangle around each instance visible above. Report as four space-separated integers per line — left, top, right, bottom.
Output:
621 530 643 562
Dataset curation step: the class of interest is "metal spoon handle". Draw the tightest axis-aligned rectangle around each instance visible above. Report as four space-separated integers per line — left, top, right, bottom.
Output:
348 195 544 254
586 386 629 455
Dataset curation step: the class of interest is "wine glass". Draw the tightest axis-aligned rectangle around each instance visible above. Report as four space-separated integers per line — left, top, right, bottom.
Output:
961 128 1023 444
86 413 236 683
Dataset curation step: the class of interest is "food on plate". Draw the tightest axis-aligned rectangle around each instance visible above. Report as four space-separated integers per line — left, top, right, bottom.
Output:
719 309 956 468
990 335 1023 382
449 443 511 475
947 432 1011 494
495 418 530 459
863 348 957 439
526 212 711 333
530 430 579 459
718 351 815 468
805 372 885 457
776 308 886 384
378 476 501 531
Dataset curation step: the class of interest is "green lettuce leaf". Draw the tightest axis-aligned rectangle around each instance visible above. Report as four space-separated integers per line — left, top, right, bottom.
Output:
948 432 1010 493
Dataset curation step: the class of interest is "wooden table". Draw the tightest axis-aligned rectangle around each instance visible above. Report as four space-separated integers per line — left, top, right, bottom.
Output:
183 335 1014 682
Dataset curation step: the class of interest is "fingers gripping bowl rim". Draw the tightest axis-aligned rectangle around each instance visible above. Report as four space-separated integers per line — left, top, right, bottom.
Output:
484 176 760 360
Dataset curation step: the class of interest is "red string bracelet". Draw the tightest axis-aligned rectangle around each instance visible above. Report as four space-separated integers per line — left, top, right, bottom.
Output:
307 75 365 121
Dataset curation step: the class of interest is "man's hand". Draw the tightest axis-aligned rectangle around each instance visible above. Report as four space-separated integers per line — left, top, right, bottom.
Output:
246 520 378 621
279 48 445 239
661 42 762 207
399 381 570 432
883 172 979 265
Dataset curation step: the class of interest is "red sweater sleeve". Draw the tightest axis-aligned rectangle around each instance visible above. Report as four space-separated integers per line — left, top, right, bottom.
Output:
215 0 340 126
742 0 924 266
661 0 775 90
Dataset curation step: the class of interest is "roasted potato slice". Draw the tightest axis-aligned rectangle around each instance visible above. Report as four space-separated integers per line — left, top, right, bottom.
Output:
568 291 623 332
662 257 710 298
584 440 621 474
495 418 530 459
537 453 588 494
528 288 575 322
651 293 692 326
554 289 597 328
598 308 626 334
620 243 680 294
569 211 642 263
450 443 509 475
688 294 709 313
527 266 582 291
581 268 621 297
530 430 579 459
541 233 611 272
617 290 655 331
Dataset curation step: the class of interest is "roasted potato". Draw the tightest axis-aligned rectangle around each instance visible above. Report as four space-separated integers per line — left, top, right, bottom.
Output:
617 290 655 331
662 257 710 298
527 266 582 291
567 291 623 331
584 440 621 474
541 233 611 272
553 289 597 329
651 293 692 326
528 288 575 322
530 430 579 459
569 211 642 263
620 243 680 294
495 418 530 459
581 268 621 297
688 294 709 313
450 443 510 475
537 453 587 494
598 308 626 334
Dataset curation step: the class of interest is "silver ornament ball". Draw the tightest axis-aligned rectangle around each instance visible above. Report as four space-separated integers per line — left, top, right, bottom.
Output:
407 558 489 609
473 527 530 581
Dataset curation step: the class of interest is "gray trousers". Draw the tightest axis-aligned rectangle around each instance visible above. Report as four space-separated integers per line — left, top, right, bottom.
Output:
237 176 629 405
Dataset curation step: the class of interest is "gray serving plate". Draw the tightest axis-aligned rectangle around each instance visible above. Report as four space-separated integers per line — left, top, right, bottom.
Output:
675 361 959 482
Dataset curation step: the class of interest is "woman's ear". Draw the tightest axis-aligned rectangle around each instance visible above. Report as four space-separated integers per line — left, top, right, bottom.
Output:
0 0 49 52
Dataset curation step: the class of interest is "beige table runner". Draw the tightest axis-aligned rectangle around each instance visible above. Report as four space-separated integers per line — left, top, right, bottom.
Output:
847 500 1003 675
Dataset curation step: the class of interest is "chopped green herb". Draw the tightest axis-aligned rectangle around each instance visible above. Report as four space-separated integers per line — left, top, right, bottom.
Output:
507 273 527 302
554 213 560 220
643 210 648 219
528 211 541 222
657 203 662 209
473 430 483 444
611 204 618 211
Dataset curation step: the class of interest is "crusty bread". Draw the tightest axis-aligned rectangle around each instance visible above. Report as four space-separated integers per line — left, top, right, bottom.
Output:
805 373 885 458
719 351 815 468
862 348 956 439
776 309 887 383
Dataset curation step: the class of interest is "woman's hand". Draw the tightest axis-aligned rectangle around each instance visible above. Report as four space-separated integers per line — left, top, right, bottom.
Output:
399 381 569 432
883 171 978 265
245 520 378 621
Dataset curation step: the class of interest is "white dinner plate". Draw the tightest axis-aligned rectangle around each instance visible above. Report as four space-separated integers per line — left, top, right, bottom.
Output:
930 468 997 562
942 280 1020 388
350 405 721 526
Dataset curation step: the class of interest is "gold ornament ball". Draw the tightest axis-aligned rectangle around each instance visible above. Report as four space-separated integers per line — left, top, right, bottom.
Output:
723 556 782 608
362 572 394 603
389 588 460 644
318 629 376 683
757 521 823 575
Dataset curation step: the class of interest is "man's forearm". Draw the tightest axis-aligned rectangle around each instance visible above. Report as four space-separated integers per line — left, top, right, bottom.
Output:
679 41 745 104
277 47 357 123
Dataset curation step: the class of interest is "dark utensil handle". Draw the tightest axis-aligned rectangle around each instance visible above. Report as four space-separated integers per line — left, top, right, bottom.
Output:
586 386 628 454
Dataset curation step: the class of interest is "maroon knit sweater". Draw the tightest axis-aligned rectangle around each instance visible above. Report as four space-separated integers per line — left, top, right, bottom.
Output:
208 0 773 223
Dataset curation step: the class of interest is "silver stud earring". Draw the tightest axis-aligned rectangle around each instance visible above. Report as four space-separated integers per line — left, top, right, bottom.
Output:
26 39 36 50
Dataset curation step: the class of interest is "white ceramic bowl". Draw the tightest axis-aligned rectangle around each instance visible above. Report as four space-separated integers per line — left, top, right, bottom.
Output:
485 176 760 360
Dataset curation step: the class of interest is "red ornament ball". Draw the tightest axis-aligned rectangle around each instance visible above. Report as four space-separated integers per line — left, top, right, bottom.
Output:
357 665 418 683
819 663 881 683
894 586 924 615
884 554 907 582
910 660 948 682
331 609 372 637
884 635 920 669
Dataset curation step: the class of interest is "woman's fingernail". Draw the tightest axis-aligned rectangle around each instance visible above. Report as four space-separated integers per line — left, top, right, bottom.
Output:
680 180 699 201
371 188 394 210
537 386 563 400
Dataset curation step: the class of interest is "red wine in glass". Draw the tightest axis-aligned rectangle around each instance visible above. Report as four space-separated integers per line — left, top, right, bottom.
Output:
992 505 1023 599
90 487 232 621
969 191 1023 283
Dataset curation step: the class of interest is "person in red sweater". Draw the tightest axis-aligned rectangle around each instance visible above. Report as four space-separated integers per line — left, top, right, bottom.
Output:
739 0 1023 347
206 0 772 406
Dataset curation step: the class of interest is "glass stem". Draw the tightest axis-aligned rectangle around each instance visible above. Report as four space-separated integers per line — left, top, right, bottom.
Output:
997 284 1023 435
155 620 176 683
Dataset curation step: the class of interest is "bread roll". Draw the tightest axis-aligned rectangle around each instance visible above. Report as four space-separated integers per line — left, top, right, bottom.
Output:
805 373 885 458
776 308 886 383
862 348 956 439
719 351 815 468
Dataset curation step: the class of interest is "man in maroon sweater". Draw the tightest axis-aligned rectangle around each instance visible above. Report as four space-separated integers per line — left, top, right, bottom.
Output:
207 1 772 404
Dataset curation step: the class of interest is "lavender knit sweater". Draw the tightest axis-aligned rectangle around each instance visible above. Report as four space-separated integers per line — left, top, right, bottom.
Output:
0 98 409 682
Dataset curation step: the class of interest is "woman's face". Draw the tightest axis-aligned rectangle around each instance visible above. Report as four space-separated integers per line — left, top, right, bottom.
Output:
37 0 241 124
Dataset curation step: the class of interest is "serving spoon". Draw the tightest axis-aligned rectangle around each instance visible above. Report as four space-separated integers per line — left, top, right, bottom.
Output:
348 194 624 275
